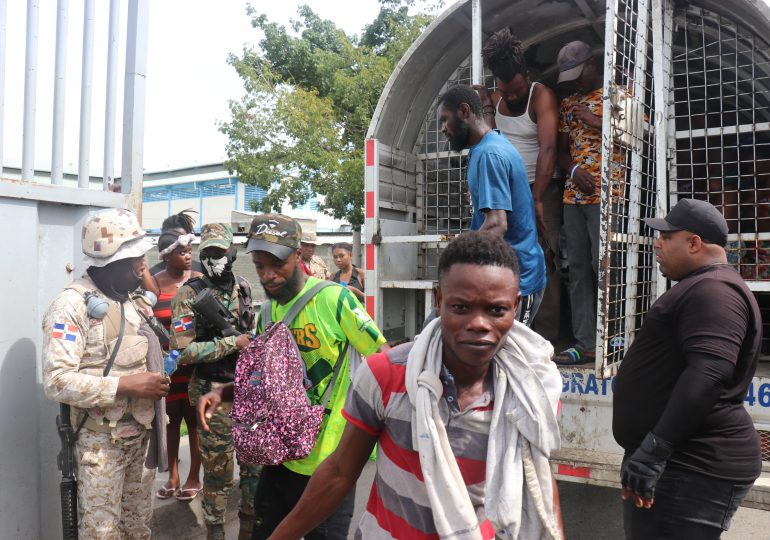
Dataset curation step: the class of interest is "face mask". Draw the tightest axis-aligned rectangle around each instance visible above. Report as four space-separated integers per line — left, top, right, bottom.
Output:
202 255 228 276
201 246 237 285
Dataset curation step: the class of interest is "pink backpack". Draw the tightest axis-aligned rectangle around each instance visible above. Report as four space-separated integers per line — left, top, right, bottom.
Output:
230 282 347 465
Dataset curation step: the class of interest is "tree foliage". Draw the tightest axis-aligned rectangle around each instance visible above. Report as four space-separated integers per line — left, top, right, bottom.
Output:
220 1 437 228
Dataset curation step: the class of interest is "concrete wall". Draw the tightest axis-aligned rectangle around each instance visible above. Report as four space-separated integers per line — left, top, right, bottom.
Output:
0 188 122 538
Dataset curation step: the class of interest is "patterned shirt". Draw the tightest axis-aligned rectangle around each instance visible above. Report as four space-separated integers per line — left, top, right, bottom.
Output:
258 277 387 475
343 343 497 539
559 88 624 204
307 255 330 280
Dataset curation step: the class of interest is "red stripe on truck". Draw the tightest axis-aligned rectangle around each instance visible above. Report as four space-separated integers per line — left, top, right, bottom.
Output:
366 295 375 318
366 139 375 167
366 191 375 219
557 464 591 478
366 244 375 270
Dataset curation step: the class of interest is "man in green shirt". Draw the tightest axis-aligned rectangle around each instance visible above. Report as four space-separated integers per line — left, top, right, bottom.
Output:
198 214 387 540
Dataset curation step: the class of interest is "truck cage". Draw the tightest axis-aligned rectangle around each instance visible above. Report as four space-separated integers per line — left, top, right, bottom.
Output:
364 0 770 507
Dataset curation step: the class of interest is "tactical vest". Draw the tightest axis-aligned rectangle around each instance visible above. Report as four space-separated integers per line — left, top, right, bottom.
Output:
186 276 254 383
67 279 154 431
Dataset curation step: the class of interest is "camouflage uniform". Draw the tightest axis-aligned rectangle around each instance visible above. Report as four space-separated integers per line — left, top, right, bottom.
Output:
170 223 260 540
307 254 330 280
42 209 156 539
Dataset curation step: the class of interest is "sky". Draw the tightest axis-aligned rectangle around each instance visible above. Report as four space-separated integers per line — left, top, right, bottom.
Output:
0 0 416 176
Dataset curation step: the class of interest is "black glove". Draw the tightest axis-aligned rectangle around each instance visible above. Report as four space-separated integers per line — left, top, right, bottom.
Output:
621 432 674 500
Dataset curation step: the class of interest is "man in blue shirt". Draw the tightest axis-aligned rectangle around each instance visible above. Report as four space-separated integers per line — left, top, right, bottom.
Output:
438 84 546 325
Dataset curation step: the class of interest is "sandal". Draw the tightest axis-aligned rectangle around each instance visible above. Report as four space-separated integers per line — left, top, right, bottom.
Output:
554 347 595 366
175 485 202 502
156 485 180 499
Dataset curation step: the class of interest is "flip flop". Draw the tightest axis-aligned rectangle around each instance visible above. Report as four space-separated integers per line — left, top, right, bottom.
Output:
156 485 179 500
553 347 596 366
175 485 202 502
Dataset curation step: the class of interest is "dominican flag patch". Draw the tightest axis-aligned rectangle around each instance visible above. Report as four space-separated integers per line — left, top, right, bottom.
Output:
52 323 79 342
173 317 194 333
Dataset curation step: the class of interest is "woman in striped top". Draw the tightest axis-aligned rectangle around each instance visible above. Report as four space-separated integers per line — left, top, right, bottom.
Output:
153 230 204 501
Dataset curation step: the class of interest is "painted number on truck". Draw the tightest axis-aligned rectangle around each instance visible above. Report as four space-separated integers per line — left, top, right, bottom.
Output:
744 382 770 408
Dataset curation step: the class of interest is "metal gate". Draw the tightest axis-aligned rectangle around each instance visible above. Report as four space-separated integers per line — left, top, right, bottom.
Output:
597 0 669 377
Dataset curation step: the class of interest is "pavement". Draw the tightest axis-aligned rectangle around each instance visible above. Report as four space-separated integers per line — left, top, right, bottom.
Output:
153 436 770 539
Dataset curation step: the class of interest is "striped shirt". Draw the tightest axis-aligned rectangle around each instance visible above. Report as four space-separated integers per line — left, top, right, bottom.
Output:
342 343 497 539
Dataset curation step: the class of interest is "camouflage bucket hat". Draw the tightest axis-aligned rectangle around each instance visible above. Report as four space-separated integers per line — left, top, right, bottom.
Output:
199 223 233 252
82 208 153 268
245 214 301 260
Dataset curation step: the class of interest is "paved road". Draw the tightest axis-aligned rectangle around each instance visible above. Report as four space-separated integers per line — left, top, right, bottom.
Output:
192 460 770 539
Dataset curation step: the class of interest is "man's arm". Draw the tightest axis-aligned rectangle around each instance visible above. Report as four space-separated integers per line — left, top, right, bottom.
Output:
531 86 559 235
170 286 246 364
480 209 509 236
473 85 498 129
269 423 378 539
556 132 572 175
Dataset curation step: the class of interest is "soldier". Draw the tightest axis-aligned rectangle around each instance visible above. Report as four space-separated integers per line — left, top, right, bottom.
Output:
170 223 260 540
300 229 330 280
42 208 170 539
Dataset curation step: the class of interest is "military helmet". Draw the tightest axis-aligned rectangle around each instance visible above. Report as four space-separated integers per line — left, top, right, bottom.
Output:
82 208 153 268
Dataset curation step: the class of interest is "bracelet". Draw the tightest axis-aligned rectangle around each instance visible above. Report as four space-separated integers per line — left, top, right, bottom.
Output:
569 164 580 178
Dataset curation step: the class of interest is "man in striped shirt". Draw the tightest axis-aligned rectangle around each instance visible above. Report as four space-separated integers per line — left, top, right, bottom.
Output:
267 232 563 539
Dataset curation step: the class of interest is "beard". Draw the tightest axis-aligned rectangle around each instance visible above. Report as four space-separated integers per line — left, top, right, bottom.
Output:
262 265 303 304
446 116 471 152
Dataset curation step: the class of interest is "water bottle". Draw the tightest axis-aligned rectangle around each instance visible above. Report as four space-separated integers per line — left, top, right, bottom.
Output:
164 350 180 376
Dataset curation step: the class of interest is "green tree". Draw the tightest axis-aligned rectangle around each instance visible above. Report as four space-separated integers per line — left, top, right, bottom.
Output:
220 1 437 229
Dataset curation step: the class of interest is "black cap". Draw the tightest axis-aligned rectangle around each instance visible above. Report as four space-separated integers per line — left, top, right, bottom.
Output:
643 199 728 247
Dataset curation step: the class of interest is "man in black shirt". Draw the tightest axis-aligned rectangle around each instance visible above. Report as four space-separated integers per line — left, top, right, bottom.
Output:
613 198 762 539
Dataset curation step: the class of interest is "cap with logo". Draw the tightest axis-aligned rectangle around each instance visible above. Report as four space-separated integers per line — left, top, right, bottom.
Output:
643 198 728 247
245 214 302 260
199 223 233 252
82 208 153 267
557 41 593 84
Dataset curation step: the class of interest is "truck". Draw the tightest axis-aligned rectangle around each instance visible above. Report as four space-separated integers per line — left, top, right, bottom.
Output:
362 0 770 509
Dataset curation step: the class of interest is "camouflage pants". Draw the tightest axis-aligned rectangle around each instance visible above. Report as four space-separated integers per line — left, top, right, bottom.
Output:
190 376 262 539
75 429 154 539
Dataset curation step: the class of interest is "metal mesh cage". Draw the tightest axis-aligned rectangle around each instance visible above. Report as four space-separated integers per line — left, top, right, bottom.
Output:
671 5 770 283
597 0 662 376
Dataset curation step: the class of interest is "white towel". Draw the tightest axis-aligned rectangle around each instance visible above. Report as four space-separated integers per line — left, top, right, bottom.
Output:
405 318 562 539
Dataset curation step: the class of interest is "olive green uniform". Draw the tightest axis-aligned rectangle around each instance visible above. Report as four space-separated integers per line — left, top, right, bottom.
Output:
170 275 260 540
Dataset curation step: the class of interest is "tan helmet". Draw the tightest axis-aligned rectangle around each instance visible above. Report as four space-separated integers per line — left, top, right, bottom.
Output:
82 208 153 267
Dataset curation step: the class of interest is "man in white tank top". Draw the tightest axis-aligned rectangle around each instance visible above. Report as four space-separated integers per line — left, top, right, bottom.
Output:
475 28 562 340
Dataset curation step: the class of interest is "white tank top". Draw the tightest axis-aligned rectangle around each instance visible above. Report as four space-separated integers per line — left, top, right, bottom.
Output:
495 82 540 184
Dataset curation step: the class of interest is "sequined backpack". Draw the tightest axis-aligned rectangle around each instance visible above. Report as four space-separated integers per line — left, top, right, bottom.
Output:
231 281 347 465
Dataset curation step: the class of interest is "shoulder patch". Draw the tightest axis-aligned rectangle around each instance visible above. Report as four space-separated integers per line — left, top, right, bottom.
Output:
52 323 79 342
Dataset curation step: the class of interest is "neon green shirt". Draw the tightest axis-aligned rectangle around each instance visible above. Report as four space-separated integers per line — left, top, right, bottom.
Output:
258 277 386 475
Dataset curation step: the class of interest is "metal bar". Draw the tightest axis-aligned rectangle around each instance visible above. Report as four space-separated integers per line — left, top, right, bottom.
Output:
380 280 436 290
121 0 149 214
674 123 770 138
653 0 674 299
51 0 69 186
598 0 619 378
471 0 482 85
379 234 449 244
0 0 7 176
365 138 381 324
21 0 39 182
77 0 95 188
102 0 120 190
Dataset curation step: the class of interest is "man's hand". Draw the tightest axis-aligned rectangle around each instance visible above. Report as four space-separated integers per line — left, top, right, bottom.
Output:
573 103 601 129
621 432 674 505
235 333 252 350
197 389 223 432
570 166 595 195
117 372 169 400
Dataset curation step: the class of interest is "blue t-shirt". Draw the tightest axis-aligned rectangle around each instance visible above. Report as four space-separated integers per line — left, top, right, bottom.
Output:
467 130 546 296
